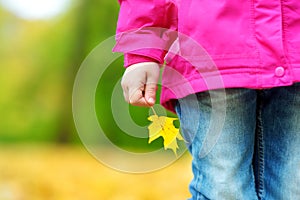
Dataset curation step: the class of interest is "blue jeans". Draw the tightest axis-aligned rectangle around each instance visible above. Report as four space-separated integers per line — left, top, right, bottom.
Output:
175 83 300 200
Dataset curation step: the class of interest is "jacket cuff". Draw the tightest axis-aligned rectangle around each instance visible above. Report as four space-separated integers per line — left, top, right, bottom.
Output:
124 53 161 67
113 28 176 66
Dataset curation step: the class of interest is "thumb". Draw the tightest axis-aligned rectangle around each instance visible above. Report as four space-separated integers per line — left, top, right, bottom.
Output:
144 64 160 106
145 83 157 106
145 69 159 106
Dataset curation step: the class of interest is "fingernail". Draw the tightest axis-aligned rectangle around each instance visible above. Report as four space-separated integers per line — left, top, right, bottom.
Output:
148 98 155 104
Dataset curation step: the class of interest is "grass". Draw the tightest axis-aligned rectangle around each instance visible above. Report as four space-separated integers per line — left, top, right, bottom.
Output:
0 144 192 200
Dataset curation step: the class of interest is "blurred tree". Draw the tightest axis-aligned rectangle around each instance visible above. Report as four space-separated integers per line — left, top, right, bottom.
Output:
55 0 120 143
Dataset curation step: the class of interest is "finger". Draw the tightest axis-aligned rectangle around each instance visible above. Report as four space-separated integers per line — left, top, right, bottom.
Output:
123 90 129 103
129 88 150 107
121 80 129 103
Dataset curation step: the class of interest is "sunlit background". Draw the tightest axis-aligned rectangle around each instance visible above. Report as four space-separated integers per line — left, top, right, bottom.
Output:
0 0 191 199
0 0 71 20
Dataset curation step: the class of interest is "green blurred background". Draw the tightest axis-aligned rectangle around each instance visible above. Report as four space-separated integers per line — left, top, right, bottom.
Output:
0 1 190 199
0 0 167 148
0 0 121 144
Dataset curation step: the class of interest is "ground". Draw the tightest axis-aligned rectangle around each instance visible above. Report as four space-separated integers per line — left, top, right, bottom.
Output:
0 145 192 200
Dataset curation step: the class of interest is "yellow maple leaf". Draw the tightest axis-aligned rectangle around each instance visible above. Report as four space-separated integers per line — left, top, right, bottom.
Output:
147 115 183 156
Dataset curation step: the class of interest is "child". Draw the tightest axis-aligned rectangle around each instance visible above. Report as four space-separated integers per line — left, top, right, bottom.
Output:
114 0 300 199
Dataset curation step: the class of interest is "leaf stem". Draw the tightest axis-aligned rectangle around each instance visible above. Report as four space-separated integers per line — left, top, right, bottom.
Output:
150 106 158 116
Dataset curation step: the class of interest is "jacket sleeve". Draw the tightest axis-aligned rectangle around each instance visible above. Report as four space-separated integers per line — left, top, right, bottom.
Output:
113 0 178 67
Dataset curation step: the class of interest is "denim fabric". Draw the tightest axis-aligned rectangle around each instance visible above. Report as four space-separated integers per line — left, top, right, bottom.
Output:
175 83 300 200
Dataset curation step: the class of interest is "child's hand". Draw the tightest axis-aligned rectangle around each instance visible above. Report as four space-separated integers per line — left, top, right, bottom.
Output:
121 62 160 107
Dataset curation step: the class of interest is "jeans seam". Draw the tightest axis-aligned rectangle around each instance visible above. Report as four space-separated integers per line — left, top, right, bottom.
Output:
256 92 265 199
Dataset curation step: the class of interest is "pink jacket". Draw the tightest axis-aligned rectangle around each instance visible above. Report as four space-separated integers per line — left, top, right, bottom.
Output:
114 0 300 112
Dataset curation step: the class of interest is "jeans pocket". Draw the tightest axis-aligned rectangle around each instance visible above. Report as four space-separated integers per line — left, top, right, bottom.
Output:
175 94 205 154
174 98 194 146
